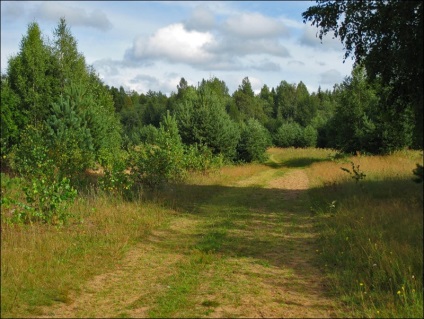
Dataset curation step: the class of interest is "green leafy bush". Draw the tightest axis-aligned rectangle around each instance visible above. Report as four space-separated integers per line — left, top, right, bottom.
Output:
274 122 303 147
1 172 77 225
184 143 224 172
9 125 53 178
6 125 78 224
99 151 133 198
19 176 77 224
129 112 186 189
0 178 77 225
302 125 318 147
237 118 271 162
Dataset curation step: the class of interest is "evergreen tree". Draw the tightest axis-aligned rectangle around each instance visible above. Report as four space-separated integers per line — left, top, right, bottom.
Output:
233 77 267 123
274 81 297 121
52 17 88 94
82 71 123 166
325 66 380 153
258 84 274 119
7 22 54 125
142 90 169 127
175 85 240 160
177 77 189 99
295 81 316 127
310 88 338 148
322 65 413 154
45 94 95 180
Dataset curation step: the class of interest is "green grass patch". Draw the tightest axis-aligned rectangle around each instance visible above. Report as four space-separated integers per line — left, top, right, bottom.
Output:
147 250 216 318
2 148 422 318
1 190 170 318
308 151 423 318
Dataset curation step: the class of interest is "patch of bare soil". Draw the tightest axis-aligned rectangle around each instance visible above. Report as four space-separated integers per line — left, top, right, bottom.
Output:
266 169 310 199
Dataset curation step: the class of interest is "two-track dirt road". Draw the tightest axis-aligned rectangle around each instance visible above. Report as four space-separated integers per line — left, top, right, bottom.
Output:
39 162 339 318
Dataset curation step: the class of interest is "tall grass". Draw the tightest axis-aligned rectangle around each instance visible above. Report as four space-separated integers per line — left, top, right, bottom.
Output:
1 148 422 318
1 186 171 318
307 150 423 318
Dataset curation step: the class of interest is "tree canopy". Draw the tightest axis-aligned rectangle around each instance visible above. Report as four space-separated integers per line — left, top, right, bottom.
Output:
302 0 423 147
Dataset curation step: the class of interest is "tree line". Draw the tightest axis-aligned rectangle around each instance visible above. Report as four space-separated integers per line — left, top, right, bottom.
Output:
109 66 416 156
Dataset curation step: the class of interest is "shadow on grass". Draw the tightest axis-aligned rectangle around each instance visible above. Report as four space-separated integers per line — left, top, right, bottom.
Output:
139 180 347 318
142 175 422 313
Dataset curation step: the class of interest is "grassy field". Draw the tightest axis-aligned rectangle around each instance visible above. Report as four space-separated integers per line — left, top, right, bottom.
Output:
304 149 423 318
1 147 422 318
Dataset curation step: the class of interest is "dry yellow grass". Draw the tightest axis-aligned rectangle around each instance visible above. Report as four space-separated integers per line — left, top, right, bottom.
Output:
1 193 172 318
2 147 422 318
306 150 423 188
304 149 423 318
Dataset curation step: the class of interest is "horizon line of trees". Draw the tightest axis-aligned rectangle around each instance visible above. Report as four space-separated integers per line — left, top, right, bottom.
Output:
109 65 418 154
1 18 421 169
1 18 421 166
1 5 422 222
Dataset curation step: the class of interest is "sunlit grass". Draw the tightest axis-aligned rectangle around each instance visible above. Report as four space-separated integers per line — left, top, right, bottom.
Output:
1 191 170 318
306 149 423 318
1 147 422 318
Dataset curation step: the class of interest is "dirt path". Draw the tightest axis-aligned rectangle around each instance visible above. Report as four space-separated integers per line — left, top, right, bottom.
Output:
39 166 338 318
201 169 337 318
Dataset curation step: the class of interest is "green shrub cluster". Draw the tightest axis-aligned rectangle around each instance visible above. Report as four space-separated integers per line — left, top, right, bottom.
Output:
273 122 318 148
3 126 77 224
184 143 224 172
237 118 272 162
128 112 186 190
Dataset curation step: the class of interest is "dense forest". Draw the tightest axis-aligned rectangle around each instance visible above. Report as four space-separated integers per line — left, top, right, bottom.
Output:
1 0 422 224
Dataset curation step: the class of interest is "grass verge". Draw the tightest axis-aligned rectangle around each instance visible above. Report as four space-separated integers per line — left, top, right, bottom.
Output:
1 188 171 318
307 150 423 318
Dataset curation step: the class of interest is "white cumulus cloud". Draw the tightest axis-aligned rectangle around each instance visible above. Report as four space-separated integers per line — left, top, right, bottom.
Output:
127 23 214 65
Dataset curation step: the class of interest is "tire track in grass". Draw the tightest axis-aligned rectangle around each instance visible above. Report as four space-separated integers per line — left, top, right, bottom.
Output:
39 164 340 318
175 168 338 318
38 217 200 318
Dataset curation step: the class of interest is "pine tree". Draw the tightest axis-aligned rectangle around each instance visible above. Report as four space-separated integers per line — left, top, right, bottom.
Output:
7 22 54 125
52 17 88 94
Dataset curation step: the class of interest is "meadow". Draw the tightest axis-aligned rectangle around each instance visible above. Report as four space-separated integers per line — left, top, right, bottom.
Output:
1 147 422 318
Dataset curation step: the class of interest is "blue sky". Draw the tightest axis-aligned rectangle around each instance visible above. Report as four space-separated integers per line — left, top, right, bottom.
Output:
1 1 354 95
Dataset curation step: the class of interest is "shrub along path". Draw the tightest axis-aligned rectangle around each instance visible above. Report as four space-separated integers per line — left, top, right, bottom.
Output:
40 159 340 318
